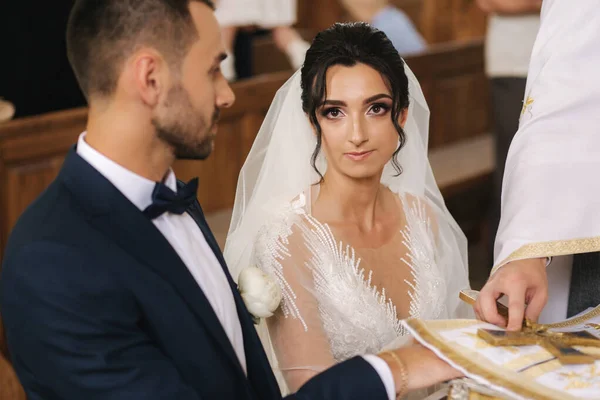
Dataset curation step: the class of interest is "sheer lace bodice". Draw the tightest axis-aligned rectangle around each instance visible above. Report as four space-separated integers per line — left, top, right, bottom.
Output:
253 190 451 390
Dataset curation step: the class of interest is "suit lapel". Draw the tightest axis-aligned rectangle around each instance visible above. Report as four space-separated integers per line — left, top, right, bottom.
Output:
185 200 233 284
186 200 281 397
61 150 245 377
185 201 259 336
185 200 254 327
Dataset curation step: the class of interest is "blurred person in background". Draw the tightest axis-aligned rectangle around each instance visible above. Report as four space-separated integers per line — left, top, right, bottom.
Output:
340 0 426 55
476 0 541 268
215 0 310 80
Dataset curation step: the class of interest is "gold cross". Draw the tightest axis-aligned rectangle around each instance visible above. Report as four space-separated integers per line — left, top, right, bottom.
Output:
522 96 534 115
462 332 520 353
478 320 600 365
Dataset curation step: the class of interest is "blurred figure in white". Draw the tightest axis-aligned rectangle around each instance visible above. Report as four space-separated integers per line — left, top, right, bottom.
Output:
340 0 426 55
215 0 310 80
475 0 541 269
0 99 15 122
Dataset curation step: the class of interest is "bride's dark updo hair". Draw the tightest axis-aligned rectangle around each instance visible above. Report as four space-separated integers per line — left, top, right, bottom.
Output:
301 22 410 178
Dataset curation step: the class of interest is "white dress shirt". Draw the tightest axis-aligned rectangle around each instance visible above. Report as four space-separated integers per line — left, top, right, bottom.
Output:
76 132 395 399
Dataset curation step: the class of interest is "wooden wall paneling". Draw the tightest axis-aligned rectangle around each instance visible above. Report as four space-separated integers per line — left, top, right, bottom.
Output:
174 120 241 213
5 157 65 232
296 0 345 32
0 108 88 261
239 112 266 161
421 0 486 43
0 353 26 400
390 0 424 32
430 75 474 146
396 0 423 19
421 0 452 43
0 108 87 162
428 73 489 147
187 111 267 213
452 0 487 42
191 72 292 212
407 38 489 148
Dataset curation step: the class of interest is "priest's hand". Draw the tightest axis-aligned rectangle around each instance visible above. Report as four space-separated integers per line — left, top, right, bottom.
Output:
474 258 548 331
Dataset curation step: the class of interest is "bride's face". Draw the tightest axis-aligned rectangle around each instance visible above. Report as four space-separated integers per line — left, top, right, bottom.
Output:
316 63 408 180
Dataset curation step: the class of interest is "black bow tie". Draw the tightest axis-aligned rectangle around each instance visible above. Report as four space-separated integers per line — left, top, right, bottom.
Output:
143 178 199 219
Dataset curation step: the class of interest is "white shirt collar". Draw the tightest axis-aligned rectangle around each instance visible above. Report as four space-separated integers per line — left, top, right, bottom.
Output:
76 132 177 211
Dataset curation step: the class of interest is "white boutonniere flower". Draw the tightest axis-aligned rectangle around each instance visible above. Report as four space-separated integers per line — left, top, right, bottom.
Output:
238 266 282 324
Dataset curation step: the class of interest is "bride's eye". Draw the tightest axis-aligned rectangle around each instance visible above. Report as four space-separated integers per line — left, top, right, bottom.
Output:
321 107 343 119
368 103 390 116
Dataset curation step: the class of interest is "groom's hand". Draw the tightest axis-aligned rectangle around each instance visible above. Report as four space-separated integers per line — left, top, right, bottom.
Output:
474 258 548 331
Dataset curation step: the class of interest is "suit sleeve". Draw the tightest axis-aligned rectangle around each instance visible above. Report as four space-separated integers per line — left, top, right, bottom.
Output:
285 356 388 400
1 242 201 400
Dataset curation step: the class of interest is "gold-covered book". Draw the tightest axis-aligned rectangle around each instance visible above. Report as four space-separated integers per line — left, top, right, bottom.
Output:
403 292 600 400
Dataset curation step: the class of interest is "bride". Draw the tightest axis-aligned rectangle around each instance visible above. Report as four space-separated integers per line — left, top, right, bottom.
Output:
224 22 472 396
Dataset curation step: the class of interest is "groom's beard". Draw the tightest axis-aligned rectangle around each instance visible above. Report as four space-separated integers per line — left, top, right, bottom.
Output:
153 84 219 161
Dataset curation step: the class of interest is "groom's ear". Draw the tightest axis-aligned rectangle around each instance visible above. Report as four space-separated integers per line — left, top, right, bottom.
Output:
399 108 409 128
125 48 168 108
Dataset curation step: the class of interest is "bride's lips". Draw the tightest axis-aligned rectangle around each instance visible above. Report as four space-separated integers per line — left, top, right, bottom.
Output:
345 150 374 161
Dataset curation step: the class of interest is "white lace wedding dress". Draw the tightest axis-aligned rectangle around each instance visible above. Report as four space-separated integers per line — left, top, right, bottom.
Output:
252 189 461 397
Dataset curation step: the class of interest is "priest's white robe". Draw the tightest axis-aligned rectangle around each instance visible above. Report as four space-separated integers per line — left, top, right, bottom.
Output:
494 0 600 323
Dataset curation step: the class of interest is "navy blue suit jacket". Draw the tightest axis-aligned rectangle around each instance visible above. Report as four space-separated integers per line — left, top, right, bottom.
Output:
0 149 387 400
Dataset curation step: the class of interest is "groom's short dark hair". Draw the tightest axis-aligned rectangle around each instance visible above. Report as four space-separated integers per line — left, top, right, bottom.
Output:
66 0 215 100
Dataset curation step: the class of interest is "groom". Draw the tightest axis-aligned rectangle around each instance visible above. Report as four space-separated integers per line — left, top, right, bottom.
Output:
0 1 456 399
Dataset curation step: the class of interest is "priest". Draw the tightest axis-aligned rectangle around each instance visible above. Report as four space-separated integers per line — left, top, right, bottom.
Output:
475 0 600 330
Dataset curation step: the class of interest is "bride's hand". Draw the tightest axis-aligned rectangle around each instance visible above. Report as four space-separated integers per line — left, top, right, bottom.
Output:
380 344 463 395
404 344 463 390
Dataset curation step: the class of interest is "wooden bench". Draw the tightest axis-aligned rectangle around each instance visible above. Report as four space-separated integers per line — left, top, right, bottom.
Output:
0 317 26 400
0 354 25 400
430 133 494 197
